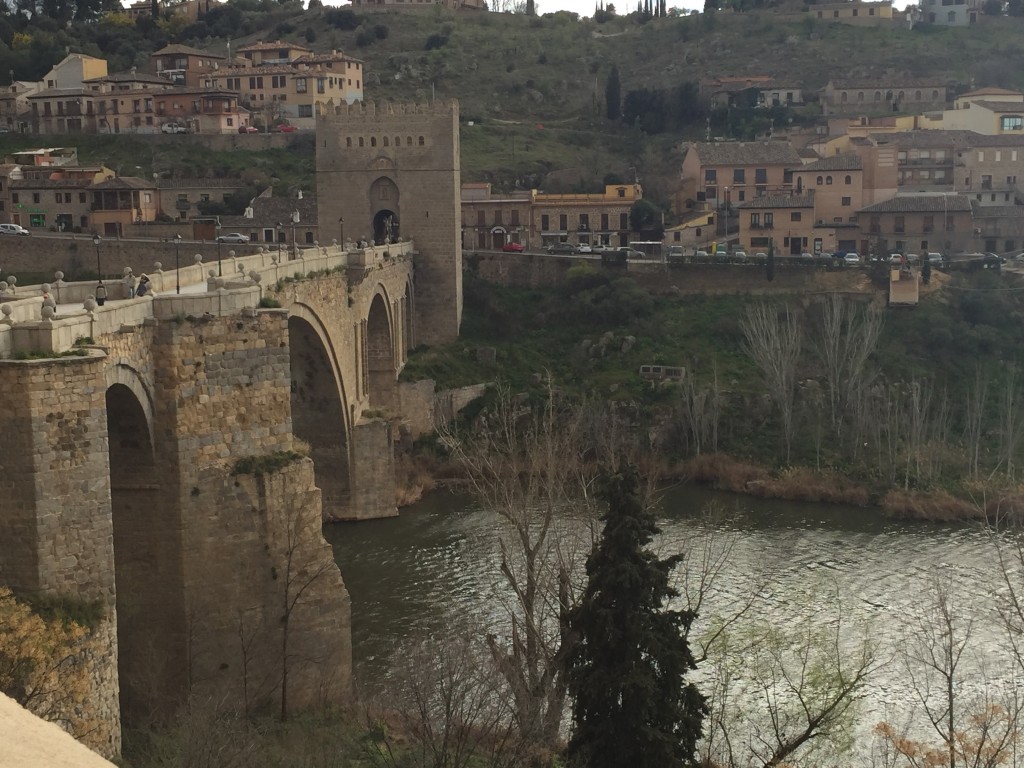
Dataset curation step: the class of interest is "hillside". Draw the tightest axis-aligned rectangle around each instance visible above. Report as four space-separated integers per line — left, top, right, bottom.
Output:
6 5 1024 204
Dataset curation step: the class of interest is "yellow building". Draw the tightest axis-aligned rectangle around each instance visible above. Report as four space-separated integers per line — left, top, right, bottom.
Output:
534 183 642 249
809 1 893 24
200 45 364 128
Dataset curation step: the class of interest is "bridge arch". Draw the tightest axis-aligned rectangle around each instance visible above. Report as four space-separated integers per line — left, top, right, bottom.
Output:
288 302 353 518
365 285 397 411
105 372 180 722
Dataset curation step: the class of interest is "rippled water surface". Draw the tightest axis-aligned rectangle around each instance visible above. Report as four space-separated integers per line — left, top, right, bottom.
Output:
325 484 1013 757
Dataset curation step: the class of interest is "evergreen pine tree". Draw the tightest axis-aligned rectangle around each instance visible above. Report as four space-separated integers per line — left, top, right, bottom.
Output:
605 66 621 121
567 464 706 768
767 237 775 282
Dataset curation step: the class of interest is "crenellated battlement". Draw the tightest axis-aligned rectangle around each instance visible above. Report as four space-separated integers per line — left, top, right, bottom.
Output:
319 98 459 121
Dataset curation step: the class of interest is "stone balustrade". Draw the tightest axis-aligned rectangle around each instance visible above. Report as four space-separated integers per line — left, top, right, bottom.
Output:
0 240 416 358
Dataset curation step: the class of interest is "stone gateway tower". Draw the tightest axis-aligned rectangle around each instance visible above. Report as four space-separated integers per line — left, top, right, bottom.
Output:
316 99 463 346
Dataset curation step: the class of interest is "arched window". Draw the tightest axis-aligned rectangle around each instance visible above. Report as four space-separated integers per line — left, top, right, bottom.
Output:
826 176 833 185
898 91 905 100
841 91 848 103
370 136 377 147
845 175 852 185
395 136 400 146
407 136 412 145
346 137 352 147
886 90 894 101
915 90 922 100
358 137 364 147
418 136 425 146
817 175 824 185
932 90 939 99
857 92 865 102
875 91 882 101
383 136 389 147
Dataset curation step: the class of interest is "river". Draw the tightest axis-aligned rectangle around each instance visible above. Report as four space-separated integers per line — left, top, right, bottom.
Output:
325 483 1018 762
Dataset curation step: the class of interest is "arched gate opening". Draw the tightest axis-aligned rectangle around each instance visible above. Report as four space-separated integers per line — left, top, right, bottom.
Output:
366 293 396 411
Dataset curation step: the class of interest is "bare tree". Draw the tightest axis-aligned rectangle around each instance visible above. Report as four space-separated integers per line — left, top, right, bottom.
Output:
998 365 1024 481
438 382 598 748
812 295 883 442
700 587 877 768
740 303 804 462
364 631 526 768
965 368 990 481
876 570 1023 768
679 361 721 456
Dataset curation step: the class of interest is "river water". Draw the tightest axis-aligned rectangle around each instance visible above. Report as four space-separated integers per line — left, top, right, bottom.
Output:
325 483 1017 761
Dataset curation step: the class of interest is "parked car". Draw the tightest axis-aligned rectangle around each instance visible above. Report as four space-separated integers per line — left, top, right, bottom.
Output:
732 250 748 262
274 124 298 133
161 122 187 134
546 242 575 255
501 241 524 252
667 245 684 261
800 251 814 261
237 125 259 134
575 244 593 254
0 223 30 235
927 252 944 265
843 252 861 265
616 247 645 259
905 253 920 265
216 232 250 244
694 250 710 261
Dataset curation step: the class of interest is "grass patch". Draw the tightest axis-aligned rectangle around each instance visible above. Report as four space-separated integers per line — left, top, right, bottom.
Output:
18 592 106 630
232 451 304 477
13 349 88 360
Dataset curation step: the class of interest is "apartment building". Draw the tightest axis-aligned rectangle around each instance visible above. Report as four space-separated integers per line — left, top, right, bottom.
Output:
940 89 1024 136
791 154 865 225
461 183 532 250
958 134 1024 204
859 193 973 255
736 193 818 255
152 88 242 133
917 0 979 26
678 141 801 213
809 0 893 24
156 178 249 222
199 46 364 127
150 44 226 87
0 81 42 132
91 177 160 237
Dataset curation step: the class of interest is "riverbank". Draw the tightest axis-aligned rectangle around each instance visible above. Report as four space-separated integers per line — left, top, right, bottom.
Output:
395 446 1024 524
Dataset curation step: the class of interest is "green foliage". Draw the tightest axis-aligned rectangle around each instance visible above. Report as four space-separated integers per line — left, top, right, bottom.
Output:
424 32 449 50
258 297 282 308
605 65 621 120
232 451 303 477
19 592 106 630
568 464 706 768
629 198 664 238
13 349 87 360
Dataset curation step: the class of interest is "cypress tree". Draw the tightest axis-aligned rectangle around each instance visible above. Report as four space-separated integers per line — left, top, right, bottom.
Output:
767 237 775 282
567 464 706 768
605 66 621 121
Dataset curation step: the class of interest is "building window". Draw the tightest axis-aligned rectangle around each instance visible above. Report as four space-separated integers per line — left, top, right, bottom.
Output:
619 213 628 229
418 136 425 146
579 213 589 230
511 210 519 226
875 91 882 101
764 212 773 227
371 137 376 147
1002 116 1024 131
755 169 767 184
845 175 852 185
295 78 307 93
359 137 364 147
317 78 326 94
477 210 485 225
559 214 567 230
601 213 609 230
733 169 745 183
790 212 801 222
705 169 717 183
79 192 85 203
826 176 833 185
494 210 502 225
895 215 905 233
541 214 549 230
298 105 313 118
750 213 760 227
842 196 851 206
817 176 824 185
923 215 934 232
32 193 39 204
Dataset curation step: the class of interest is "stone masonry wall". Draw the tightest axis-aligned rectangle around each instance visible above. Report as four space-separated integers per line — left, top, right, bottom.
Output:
316 100 463 347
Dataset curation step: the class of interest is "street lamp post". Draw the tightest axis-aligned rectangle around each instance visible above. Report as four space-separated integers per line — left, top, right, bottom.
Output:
291 210 298 258
93 234 106 306
216 220 223 277
174 234 182 294
339 216 344 248
276 222 284 262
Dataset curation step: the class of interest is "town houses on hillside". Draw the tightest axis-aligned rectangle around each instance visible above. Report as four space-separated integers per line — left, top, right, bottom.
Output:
1 42 364 135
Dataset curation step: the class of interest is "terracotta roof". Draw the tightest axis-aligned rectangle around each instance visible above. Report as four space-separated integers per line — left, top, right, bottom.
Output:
796 154 862 172
688 141 802 166
737 193 815 209
84 73 168 85
27 88 90 99
971 205 1024 217
971 100 1024 113
869 130 977 148
292 52 364 66
91 176 155 190
827 78 950 90
237 40 312 53
859 194 972 213
250 196 318 225
152 44 226 59
156 178 248 189
960 87 1022 98
11 178 89 188
798 147 821 159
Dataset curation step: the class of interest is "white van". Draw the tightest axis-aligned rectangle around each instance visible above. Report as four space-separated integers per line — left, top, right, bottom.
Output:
0 223 30 236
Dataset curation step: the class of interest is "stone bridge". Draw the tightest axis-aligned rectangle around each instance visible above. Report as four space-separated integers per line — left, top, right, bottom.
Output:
0 99 464 758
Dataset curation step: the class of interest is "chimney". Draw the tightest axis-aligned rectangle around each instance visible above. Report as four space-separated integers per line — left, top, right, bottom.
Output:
244 205 253 219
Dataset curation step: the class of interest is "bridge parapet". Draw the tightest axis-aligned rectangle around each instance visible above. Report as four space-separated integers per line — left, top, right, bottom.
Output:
0 240 416 358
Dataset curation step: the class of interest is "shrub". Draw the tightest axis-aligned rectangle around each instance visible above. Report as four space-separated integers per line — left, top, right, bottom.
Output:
425 32 448 50
232 451 303 477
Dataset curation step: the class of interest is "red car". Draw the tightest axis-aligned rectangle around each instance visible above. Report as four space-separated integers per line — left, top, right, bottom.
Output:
274 124 298 133
502 241 525 252
238 125 259 134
